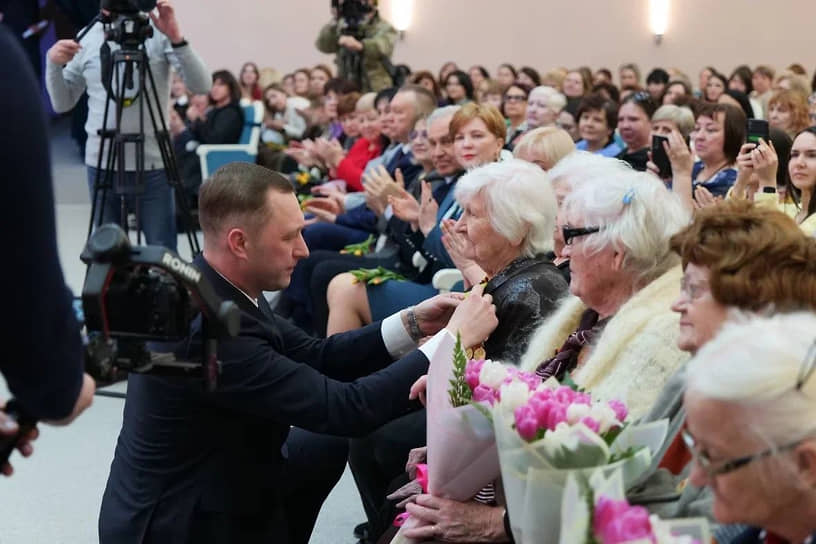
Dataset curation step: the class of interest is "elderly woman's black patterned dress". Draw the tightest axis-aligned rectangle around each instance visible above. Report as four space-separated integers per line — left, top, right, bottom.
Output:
482 254 569 362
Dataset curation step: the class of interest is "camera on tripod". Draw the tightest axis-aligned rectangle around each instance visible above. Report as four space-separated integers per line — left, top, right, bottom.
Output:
81 224 239 389
99 0 155 47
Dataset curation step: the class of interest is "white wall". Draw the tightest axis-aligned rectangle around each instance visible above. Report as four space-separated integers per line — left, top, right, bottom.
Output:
173 0 816 87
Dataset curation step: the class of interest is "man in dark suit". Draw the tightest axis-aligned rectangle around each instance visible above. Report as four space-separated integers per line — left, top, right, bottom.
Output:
98 161 498 543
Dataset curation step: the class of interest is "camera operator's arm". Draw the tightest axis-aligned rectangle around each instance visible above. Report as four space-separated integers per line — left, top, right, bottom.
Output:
44 38 86 114
153 0 210 95
1 28 94 422
359 17 397 61
316 17 341 54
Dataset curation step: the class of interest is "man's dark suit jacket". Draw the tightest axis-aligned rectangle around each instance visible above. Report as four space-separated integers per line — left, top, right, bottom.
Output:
98 255 429 543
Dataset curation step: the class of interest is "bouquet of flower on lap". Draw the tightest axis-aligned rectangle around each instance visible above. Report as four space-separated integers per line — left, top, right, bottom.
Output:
391 332 503 544
491 375 669 544
559 468 710 544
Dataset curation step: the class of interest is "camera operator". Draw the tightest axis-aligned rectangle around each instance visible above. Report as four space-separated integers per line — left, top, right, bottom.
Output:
0 26 95 476
98 162 497 543
316 0 397 92
45 0 210 252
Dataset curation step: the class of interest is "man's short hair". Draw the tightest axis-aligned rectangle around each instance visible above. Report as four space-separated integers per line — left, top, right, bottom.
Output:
398 83 438 121
198 163 293 237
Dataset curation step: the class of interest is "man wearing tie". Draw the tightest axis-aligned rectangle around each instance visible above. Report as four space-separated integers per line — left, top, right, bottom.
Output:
98 162 498 544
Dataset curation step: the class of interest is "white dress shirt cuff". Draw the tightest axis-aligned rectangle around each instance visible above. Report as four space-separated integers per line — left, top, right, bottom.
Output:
381 312 416 359
418 329 456 362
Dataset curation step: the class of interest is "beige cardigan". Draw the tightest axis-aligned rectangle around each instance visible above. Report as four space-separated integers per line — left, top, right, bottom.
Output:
518 265 689 420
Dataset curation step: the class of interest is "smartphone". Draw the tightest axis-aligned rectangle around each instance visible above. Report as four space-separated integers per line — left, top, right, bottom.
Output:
651 135 672 179
746 118 769 145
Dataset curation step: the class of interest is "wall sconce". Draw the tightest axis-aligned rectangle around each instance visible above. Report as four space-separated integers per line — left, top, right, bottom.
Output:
649 0 669 44
391 0 414 40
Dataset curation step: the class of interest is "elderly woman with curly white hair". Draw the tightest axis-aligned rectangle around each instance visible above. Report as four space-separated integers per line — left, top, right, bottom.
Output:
519 165 691 419
684 312 816 543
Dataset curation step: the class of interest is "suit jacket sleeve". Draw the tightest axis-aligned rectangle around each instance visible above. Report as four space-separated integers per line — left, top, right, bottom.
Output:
200 315 428 437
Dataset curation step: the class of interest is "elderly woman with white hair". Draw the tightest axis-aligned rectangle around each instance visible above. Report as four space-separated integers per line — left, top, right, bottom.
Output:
525 86 567 130
683 312 816 543
519 166 691 419
439 158 569 360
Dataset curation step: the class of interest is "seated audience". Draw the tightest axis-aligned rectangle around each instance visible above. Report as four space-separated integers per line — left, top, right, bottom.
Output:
442 70 474 106
320 93 386 192
629 199 816 518
689 102 746 199
309 64 333 98
593 68 613 86
662 79 692 105
683 312 816 543
729 128 816 234
520 166 690 418
174 70 244 199
704 71 728 102
495 63 517 92
751 65 775 116
293 68 311 98
468 65 490 90
525 86 567 131
517 66 541 88
260 83 308 145
325 102 507 333
774 69 812 98
575 92 621 156
513 126 575 171
437 61 459 90
619 62 642 90
616 91 658 170
768 89 811 138
562 68 590 112
557 108 580 141
503 81 531 145
646 67 670 102
478 79 504 110
238 61 262 101
409 70 442 103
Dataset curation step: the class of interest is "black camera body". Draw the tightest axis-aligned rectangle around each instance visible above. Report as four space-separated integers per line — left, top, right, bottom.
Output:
332 0 374 35
101 0 156 15
81 224 239 388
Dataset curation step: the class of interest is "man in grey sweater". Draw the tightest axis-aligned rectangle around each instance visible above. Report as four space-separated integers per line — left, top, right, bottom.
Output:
45 0 210 251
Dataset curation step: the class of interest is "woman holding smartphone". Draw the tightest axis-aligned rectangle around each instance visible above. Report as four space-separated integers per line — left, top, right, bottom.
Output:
732 128 816 235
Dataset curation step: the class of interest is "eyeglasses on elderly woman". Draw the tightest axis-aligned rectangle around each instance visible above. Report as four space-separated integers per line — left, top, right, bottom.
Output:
684 337 816 479
562 225 600 245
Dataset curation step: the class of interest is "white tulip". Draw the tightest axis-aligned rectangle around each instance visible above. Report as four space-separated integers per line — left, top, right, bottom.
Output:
479 360 508 389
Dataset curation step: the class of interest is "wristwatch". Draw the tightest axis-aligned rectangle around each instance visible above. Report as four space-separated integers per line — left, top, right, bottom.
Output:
762 186 777 193
171 38 188 48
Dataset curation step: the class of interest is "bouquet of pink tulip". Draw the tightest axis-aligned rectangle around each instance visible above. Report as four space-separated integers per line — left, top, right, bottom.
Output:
559 468 710 544
391 332 503 544
490 374 669 543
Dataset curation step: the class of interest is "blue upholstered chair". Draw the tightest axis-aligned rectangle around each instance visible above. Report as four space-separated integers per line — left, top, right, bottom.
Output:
195 100 263 180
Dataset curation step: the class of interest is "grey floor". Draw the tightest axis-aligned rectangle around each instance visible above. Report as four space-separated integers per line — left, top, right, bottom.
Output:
0 119 364 543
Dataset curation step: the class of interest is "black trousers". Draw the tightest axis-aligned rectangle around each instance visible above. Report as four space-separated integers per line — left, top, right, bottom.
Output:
280 427 349 544
348 408 427 540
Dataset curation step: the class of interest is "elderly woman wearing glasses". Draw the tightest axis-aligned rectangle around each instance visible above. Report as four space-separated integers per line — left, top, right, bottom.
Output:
519 164 691 419
683 312 816 543
627 199 816 518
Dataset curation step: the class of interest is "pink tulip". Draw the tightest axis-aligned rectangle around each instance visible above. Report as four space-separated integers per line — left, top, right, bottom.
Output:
593 496 655 543
573 392 592 405
554 386 577 404
473 384 498 405
580 416 600 433
608 399 629 423
465 359 485 389
514 404 540 441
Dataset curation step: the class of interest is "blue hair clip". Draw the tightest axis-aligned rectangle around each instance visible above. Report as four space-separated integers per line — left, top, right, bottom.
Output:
622 188 635 205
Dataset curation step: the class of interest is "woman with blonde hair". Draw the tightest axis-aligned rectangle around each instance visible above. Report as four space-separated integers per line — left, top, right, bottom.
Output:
513 126 575 171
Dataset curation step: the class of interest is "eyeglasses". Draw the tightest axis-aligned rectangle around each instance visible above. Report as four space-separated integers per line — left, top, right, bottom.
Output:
630 90 653 103
505 94 527 103
797 338 816 391
681 428 801 479
410 129 428 140
562 225 600 245
679 277 711 301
